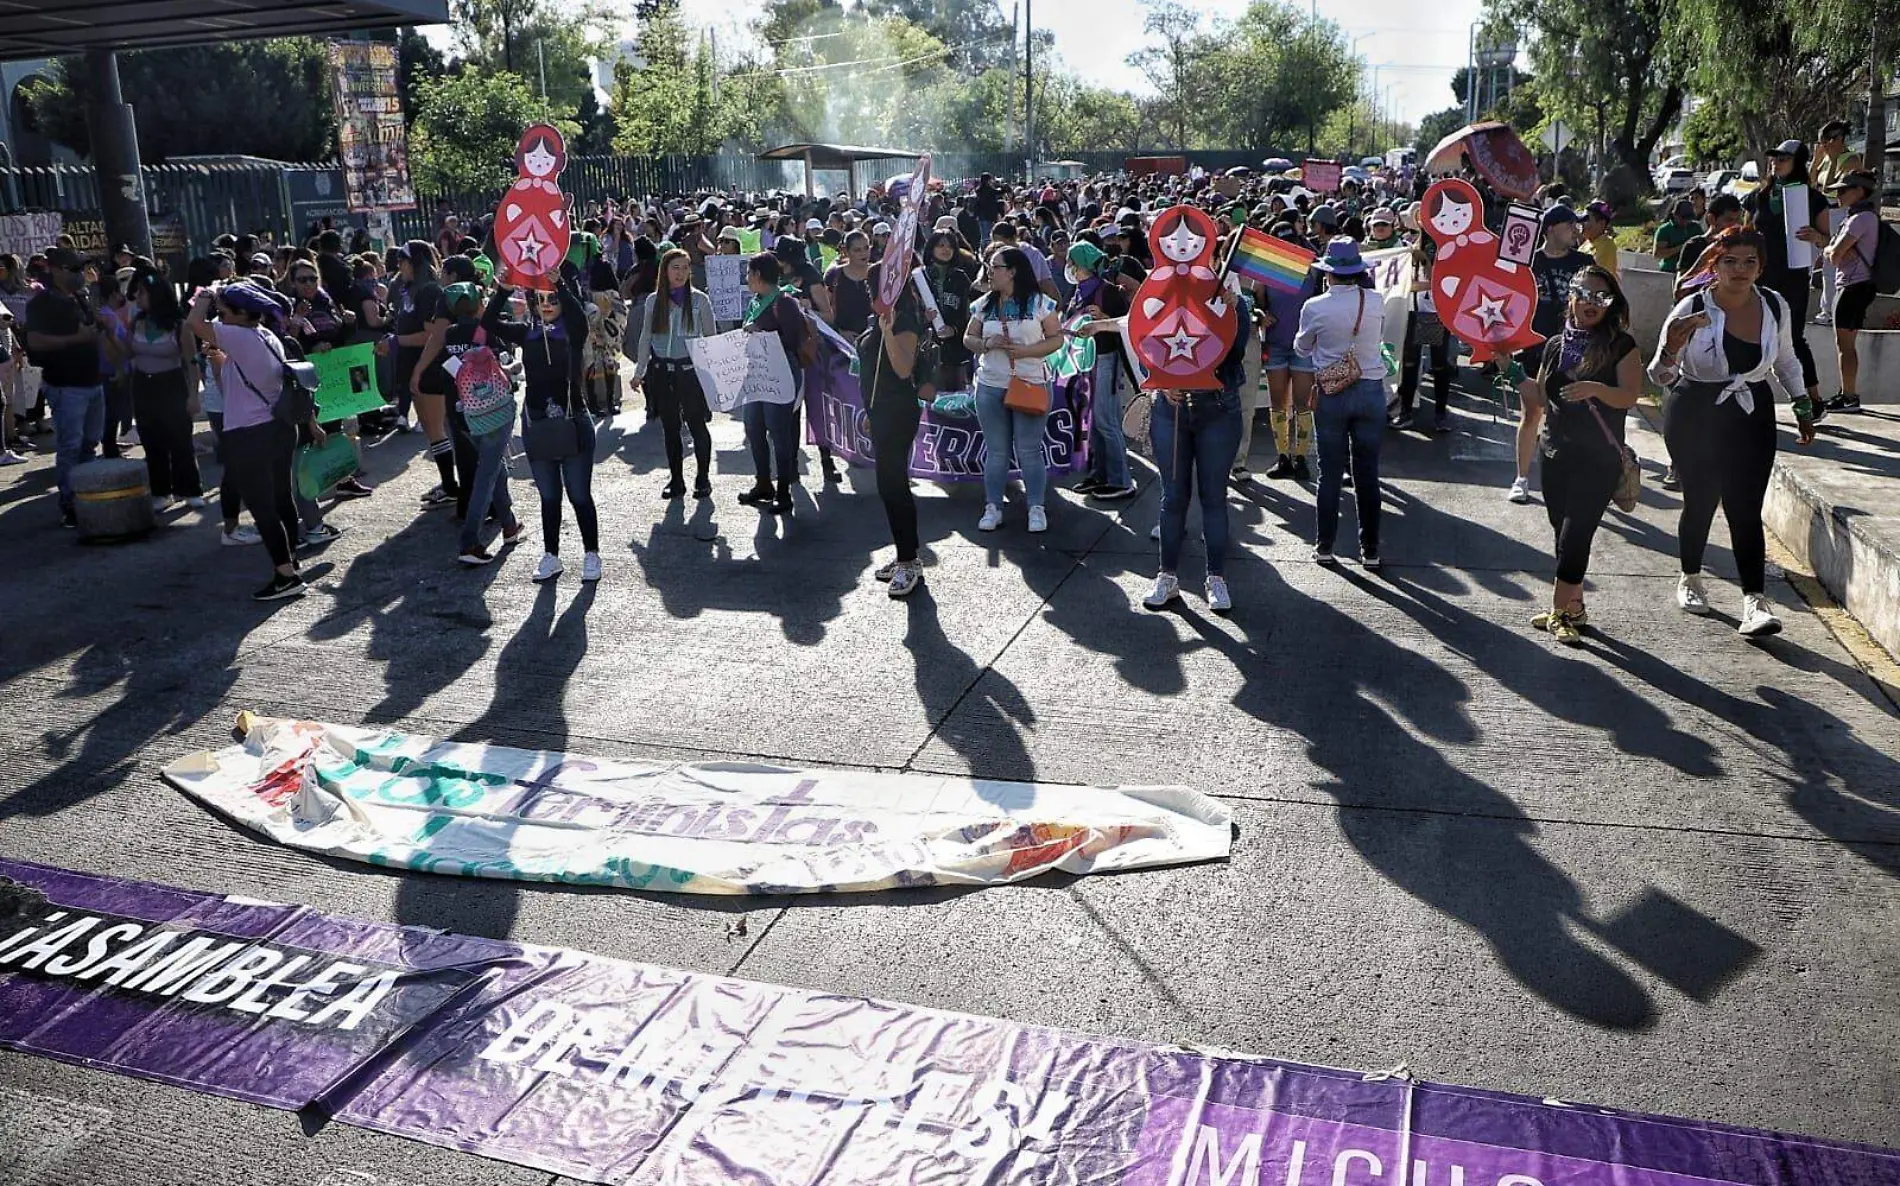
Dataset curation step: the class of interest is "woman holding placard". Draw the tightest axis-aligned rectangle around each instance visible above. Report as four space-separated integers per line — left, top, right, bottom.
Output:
626 248 716 501
1743 141 1827 412
739 252 809 516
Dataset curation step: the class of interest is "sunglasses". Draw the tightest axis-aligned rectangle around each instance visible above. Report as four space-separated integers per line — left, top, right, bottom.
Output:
1569 285 1615 307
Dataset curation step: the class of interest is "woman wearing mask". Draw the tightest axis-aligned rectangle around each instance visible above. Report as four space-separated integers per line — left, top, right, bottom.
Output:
739 253 809 514
392 242 456 506
626 248 716 500
1650 227 1815 638
416 282 525 565
1143 290 1250 614
1294 239 1388 568
964 247 1063 533
124 268 204 510
1063 241 1135 501
1516 266 1642 644
185 281 314 600
484 275 601 583
1743 141 1827 415
917 231 976 391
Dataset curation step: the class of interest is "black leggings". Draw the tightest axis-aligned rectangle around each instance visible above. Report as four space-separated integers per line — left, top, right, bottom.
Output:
207 412 243 523
647 363 711 481
131 367 202 498
222 419 299 569
1395 311 1454 418
869 387 922 562
1542 442 1620 585
1664 382 1777 595
1764 272 1817 391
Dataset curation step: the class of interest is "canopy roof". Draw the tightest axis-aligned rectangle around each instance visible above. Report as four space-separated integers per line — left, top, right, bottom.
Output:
0 0 448 62
758 143 920 169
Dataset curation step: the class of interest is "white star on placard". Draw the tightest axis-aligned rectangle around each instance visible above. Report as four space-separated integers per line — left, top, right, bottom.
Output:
1163 326 1200 359
1471 295 1507 330
514 230 545 264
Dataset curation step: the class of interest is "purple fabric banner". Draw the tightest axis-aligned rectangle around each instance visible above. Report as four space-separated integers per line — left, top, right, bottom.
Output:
1 859 1895 1185
804 318 1094 482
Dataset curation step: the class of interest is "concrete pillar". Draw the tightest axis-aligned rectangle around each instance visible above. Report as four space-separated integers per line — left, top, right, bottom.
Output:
83 50 151 260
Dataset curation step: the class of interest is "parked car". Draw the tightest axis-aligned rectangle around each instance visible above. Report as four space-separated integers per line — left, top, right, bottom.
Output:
1652 154 1690 187
1660 167 1698 194
1702 169 1740 197
1724 161 1761 199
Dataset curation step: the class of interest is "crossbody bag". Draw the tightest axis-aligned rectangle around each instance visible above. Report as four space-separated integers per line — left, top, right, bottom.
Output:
1314 289 1365 396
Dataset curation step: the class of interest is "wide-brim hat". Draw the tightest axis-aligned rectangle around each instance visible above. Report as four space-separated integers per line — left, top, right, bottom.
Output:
1312 237 1366 275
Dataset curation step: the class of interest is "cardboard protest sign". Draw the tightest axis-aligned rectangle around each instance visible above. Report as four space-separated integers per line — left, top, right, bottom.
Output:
309 342 387 421
1419 177 1542 362
687 328 797 413
1303 159 1342 194
877 154 932 311
493 124 571 291
705 253 747 322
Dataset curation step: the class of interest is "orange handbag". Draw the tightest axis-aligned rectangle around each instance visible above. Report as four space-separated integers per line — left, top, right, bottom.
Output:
1003 375 1051 414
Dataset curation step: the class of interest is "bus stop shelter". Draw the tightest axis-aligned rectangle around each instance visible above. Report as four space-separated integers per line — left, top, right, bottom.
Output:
758 143 920 200
0 0 448 258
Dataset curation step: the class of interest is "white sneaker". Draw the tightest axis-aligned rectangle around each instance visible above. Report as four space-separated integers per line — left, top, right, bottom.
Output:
185 495 208 509
1027 505 1048 533
221 525 261 546
531 552 564 583
151 496 172 513
874 558 901 582
581 552 602 582
0 449 25 466
887 561 922 598
1507 476 1531 504
1738 593 1782 637
1142 573 1180 609
1676 573 1710 615
978 503 1004 531
1206 575 1232 614
1150 523 1161 541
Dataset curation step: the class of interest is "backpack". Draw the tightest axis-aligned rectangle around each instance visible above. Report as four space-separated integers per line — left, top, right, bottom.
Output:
229 328 318 430
452 326 516 436
1864 218 1900 295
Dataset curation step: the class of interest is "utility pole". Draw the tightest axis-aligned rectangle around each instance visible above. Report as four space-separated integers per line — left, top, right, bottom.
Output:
1023 0 1034 180
537 39 547 106
1465 23 1477 123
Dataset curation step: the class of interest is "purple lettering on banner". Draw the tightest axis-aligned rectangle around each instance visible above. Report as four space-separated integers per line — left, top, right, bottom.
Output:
0 859 1896 1186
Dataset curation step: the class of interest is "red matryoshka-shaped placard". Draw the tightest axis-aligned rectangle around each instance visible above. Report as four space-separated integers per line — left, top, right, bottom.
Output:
1419 177 1542 362
1126 205 1237 391
493 124 571 292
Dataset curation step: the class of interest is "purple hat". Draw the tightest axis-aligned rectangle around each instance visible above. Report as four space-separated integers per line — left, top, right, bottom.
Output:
217 280 287 317
1312 236 1366 276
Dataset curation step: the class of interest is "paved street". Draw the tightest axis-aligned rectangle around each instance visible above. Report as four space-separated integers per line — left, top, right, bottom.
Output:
3 382 1900 1185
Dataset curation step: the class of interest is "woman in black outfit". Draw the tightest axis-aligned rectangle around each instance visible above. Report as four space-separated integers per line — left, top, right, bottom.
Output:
1517 265 1642 644
859 271 929 598
739 253 809 515
917 230 976 390
1743 141 1827 411
1650 227 1816 639
484 274 602 583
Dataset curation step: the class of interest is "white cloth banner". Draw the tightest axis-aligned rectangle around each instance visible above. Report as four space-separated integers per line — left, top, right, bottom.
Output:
687 327 797 413
705 253 747 321
163 715 1233 895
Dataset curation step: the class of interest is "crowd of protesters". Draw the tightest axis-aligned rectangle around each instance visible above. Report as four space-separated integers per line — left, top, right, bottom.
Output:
0 133 1884 638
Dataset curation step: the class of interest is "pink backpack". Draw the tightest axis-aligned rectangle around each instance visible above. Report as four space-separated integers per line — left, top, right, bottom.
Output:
453 327 515 434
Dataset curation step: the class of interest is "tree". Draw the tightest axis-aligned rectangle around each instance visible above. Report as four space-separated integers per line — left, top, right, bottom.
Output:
613 3 762 153
1679 98 1745 166
398 26 450 126
21 39 334 162
1415 106 1467 160
409 69 576 194
451 0 611 119
574 89 617 155
1126 1 1209 150
858 0 1015 72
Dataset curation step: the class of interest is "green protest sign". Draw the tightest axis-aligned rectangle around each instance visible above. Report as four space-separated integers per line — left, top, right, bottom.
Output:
738 229 761 255
310 342 387 421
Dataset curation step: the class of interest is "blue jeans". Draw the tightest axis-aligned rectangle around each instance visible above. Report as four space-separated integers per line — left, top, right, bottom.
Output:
528 411 599 554
1086 353 1131 488
1151 388 1244 576
1314 377 1385 554
742 370 803 484
458 420 519 551
46 384 105 514
974 381 1050 508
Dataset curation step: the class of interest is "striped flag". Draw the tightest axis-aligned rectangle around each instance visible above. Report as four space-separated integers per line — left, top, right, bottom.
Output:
1224 227 1316 295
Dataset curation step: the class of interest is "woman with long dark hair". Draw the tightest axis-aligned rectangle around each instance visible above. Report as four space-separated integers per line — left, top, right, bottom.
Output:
1650 227 1816 638
124 268 203 508
1743 141 1827 412
627 247 716 499
860 272 930 597
394 241 456 507
916 230 975 391
1516 265 1642 644
964 246 1062 533
739 252 808 514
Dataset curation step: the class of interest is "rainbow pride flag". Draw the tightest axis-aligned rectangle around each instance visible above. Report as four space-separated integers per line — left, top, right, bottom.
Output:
1226 227 1316 295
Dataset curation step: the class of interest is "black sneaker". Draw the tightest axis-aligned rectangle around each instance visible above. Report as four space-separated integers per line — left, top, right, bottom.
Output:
771 485 794 514
61 509 77 529
253 573 306 601
1824 392 1861 413
1389 412 1415 431
1362 552 1383 572
1072 476 1105 495
419 487 454 509
1291 455 1311 482
660 478 686 500
1089 484 1137 502
1433 410 1452 434
457 546 495 566
737 484 774 506
1265 454 1294 479
334 476 374 498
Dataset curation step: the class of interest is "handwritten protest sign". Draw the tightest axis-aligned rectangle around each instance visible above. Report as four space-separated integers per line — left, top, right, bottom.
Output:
1302 159 1342 194
310 342 388 421
706 254 747 322
0 212 60 259
688 328 797 413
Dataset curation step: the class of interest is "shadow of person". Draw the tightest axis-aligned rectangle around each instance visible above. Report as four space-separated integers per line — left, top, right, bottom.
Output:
901 583 1039 790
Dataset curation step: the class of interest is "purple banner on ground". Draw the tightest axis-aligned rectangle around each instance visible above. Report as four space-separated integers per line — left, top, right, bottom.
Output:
2 859 1896 1185
805 318 1093 482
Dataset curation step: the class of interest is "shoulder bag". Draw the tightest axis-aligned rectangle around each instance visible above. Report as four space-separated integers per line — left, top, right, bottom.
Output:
228 328 318 429
999 298 1052 414
1314 289 1365 396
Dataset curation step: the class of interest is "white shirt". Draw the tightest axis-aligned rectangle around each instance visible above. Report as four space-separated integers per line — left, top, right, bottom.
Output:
973 293 1056 387
1293 284 1388 381
1646 287 1802 415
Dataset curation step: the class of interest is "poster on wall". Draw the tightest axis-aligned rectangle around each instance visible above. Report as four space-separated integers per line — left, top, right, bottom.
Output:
328 40 417 213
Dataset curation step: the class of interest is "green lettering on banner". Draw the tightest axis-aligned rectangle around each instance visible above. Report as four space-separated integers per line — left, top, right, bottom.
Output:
311 342 388 421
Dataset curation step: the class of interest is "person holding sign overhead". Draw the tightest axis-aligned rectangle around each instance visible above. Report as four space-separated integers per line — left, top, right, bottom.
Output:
861 272 930 598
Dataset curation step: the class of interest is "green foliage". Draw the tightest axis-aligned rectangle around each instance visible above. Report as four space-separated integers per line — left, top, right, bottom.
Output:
858 0 1016 72
409 69 577 194
21 38 335 162
611 3 759 154
450 0 611 118
1415 106 1468 160
1680 99 1744 166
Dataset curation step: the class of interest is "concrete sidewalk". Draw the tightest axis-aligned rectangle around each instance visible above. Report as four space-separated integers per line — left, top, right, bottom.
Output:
2 382 1899 1185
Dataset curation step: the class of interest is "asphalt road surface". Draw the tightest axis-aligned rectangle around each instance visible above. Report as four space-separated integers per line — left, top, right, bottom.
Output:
3 382 1898 1185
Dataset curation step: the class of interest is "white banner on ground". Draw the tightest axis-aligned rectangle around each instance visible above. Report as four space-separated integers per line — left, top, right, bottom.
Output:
705 253 747 322
163 715 1233 895
687 327 797 413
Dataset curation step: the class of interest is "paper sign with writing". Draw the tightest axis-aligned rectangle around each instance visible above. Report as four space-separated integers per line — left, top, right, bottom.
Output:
1302 159 1342 194
705 254 747 322
688 328 797 413
309 342 388 421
